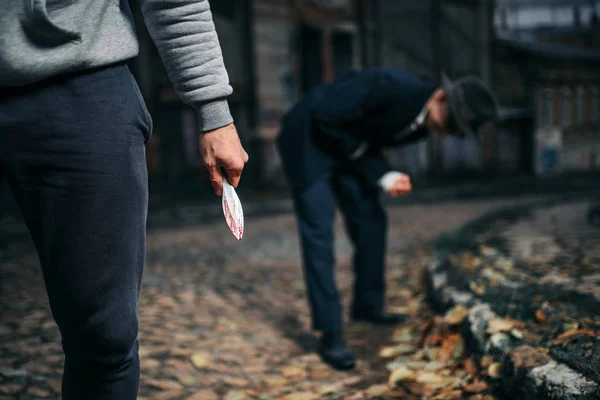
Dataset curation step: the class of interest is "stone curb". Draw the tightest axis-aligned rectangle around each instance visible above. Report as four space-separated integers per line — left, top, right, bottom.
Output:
425 210 600 399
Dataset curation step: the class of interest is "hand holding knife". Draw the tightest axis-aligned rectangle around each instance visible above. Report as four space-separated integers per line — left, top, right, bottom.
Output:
198 124 248 242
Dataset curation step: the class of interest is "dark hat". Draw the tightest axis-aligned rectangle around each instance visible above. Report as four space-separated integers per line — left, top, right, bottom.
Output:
441 72 499 141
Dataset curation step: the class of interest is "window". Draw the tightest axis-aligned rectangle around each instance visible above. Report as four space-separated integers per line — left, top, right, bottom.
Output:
576 86 584 124
541 88 553 128
592 86 599 122
561 87 571 127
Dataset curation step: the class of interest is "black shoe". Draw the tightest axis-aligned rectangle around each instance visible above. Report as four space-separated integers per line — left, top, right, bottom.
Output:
317 330 356 371
351 310 407 325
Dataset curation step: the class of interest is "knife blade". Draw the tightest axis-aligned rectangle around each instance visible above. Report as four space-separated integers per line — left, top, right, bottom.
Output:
222 178 244 241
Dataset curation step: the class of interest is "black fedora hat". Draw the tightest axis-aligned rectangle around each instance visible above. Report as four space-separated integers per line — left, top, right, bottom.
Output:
441 72 499 141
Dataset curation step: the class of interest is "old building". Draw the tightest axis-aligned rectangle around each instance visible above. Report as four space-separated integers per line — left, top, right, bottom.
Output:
493 37 600 174
492 0 600 175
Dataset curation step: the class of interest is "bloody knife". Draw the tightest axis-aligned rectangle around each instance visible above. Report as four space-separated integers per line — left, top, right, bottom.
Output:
222 178 244 241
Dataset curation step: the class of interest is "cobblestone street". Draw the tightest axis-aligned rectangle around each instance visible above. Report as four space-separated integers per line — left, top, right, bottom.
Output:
1 197 552 399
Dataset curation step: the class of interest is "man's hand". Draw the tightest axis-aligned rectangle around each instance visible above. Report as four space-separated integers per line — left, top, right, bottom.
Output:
387 174 412 198
199 124 249 196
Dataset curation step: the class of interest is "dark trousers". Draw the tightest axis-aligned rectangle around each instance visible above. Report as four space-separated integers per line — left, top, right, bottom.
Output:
291 169 387 332
0 63 151 399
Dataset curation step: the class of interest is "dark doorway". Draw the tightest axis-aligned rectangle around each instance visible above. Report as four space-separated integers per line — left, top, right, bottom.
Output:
332 31 354 79
300 24 324 94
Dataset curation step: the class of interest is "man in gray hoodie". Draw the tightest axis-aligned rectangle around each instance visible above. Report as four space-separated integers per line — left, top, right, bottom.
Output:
0 0 247 398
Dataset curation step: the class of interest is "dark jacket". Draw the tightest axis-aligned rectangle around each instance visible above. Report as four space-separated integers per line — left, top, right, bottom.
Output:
277 68 436 191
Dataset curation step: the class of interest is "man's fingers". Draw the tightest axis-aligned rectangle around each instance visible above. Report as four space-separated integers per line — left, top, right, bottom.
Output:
394 183 412 192
225 169 241 188
389 183 412 197
223 157 246 188
207 165 223 196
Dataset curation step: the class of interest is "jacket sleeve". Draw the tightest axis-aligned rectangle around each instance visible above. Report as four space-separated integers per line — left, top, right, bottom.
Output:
350 149 392 187
139 0 233 132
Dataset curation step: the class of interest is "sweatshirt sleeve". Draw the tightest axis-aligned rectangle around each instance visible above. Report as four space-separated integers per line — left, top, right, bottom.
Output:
138 0 234 132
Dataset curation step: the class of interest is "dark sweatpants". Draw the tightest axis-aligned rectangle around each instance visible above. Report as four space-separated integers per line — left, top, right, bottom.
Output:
291 169 388 332
0 63 151 399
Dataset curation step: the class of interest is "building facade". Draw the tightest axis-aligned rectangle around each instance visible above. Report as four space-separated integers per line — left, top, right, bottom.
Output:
492 0 600 175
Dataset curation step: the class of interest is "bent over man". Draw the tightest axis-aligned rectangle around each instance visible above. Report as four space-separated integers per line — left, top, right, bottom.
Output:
277 68 499 370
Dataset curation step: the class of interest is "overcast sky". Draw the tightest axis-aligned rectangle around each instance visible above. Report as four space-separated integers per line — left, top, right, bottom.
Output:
495 4 600 29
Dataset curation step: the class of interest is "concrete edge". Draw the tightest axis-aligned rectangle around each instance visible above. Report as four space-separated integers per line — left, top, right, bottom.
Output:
425 255 600 400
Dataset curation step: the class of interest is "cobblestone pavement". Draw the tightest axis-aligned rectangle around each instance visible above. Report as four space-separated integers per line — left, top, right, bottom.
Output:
1 197 541 399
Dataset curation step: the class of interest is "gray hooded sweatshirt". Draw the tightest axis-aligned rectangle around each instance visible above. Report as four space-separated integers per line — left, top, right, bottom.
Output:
0 0 233 131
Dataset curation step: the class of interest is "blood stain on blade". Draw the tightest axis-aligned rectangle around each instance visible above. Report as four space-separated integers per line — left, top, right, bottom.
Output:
222 180 244 241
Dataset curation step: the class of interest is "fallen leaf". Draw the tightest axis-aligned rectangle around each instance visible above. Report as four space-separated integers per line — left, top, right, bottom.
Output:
437 334 465 363
346 393 368 400
424 361 446 371
139 346 150 359
444 306 468 326
388 306 411 315
141 358 161 370
386 357 410 371
392 327 415 343
535 309 546 323
187 389 219 400
309 366 331 380
281 365 307 379
487 362 502 378
461 252 482 271
222 390 247 400
469 281 486 295
415 371 444 384
486 318 515 334
366 384 390 397
433 390 463 399
154 389 186 400
317 384 338 395
282 392 319 400
424 333 445 347
147 379 184 391
190 353 211 370
552 329 597 346
479 246 498 257
467 395 495 400
380 344 415 358
176 375 196 386
388 366 415 387
263 376 288 387
511 329 524 339
223 376 249 387
563 322 579 332
556 329 596 341
463 380 489 393
406 360 428 370
480 356 494 368
404 382 436 396
338 376 363 386
464 357 478 375
495 257 514 271
424 346 440 361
